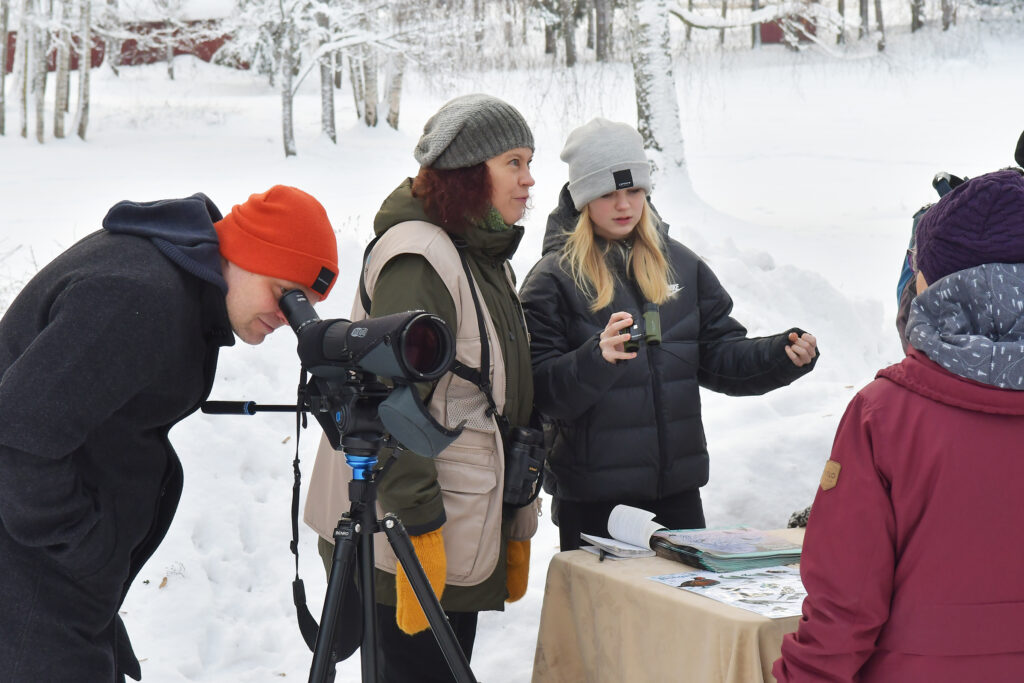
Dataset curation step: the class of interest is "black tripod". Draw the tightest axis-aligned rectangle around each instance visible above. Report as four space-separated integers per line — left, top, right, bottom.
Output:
308 432 477 683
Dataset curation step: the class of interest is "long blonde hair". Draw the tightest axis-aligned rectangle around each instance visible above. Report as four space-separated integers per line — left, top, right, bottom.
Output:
561 202 673 312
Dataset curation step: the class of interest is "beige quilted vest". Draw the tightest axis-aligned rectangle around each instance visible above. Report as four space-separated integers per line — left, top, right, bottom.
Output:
303 221 537 586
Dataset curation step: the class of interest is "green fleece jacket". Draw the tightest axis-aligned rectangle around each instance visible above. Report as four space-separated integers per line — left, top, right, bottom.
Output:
368 179 534 612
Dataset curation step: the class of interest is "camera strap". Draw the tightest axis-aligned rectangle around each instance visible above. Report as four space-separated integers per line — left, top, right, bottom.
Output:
449 237 511 435
289 369 321 651
287 370 362 662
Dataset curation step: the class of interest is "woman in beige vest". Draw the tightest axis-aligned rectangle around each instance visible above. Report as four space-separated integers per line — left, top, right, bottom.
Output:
303 94 539 682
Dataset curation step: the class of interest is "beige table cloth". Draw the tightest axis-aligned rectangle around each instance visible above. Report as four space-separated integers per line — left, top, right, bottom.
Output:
532 528 805 683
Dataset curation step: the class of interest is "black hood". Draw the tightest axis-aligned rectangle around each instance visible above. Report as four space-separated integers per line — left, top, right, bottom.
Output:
102 193 228 294
541 182 671 256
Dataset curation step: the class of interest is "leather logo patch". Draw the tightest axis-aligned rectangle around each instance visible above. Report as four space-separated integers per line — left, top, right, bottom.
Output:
311 266 336 295
820 459 841 491
613 169 634 189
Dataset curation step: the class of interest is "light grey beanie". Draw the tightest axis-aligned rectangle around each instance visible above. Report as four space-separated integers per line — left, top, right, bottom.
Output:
414 94 534 170
561 118 652 210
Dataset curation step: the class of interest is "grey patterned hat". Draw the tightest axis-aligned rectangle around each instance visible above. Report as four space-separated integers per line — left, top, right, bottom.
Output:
561 118 652 211
414 94 534 170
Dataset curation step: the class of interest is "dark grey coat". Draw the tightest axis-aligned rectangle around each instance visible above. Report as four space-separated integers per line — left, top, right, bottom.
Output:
0 195 233 682
519 184 817 503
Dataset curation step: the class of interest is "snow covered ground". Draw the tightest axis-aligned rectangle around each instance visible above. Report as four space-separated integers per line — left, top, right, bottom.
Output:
2 18 1023 682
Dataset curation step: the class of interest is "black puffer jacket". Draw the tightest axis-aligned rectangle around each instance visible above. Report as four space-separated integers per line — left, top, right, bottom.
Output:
0 194 234 681
519 184 817 503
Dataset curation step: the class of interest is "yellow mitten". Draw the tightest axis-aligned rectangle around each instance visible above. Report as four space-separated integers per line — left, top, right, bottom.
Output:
395 527 447 635
505 539 530 603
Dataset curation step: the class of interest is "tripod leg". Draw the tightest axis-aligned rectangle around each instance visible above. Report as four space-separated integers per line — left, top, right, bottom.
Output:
357 493 379 679
381 514 478 683
309 517 360 683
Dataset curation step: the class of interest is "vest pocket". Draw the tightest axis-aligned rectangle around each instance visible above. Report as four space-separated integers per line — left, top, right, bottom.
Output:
435 455 500 584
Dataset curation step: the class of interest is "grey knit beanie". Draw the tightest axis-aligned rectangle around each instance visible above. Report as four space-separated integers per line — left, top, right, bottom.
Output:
414 94 534 170
561 118 652 210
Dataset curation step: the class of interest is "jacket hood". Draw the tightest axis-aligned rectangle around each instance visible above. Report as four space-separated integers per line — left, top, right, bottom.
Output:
375 178 524 261
541 182 670 256
878 348 1024 415
102 193 227 294
907 263 1024 389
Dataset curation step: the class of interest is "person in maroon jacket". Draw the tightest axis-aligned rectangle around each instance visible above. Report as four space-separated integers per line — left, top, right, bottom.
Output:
774 168 1024 682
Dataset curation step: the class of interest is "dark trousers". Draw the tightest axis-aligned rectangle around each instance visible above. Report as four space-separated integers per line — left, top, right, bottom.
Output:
553 488 706 551
375 603 478 683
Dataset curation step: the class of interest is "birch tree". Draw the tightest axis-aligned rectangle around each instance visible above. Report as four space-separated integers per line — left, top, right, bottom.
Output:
31 0 47 143
594 0 611 61
54 0 72 138
941 0 955 29
384 51 402 129
74 0 91 140
15 0 30 137
280 18 296 156
559 0 576 66
910 0 924 31
315 5 335 143
218 0 405 156
629 0 686 171
0 0 9 135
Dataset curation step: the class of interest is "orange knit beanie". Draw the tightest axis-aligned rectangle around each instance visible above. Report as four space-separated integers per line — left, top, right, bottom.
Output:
215 185 338 299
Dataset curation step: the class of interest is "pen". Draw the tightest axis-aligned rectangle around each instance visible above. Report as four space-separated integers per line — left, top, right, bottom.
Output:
599 548 607 562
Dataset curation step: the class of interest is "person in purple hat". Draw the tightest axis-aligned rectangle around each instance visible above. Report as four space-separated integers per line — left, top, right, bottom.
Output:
775 168 1024 682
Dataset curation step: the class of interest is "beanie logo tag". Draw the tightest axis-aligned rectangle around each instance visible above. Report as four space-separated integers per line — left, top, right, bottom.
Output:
312 267 336 295
613 170 634 190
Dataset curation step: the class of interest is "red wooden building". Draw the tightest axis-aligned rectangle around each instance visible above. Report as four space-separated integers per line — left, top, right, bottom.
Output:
4 20 232 74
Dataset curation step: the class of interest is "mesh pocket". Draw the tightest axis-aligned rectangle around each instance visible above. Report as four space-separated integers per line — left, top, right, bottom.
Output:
446 391 493 431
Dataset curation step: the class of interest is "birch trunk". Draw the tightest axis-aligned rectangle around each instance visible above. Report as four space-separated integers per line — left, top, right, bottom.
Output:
0 0 9 136
560 0 576 67
362 46 378 127
473 0 483 45
910 0 923 31
544 22 557 55
874 0 885 50
941 0 954 29
348 52 364 121
504 0 514 47
316 9 335 143
74 0 90 140
280 21 296 157
586 0 594 50
629 0 687 171
16 0 28 137
54 0 71 138
837 0 845 43
385 52 403 131
33 0 48 143
751 0 760 48
595 0 610 61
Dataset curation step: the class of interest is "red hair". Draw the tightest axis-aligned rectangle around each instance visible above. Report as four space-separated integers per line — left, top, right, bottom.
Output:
412 164 492 234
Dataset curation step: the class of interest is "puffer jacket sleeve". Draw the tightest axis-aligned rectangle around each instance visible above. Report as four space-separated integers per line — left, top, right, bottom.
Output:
695 257 817 396
773 393 894 682
370 253 458 534
520 258 628 422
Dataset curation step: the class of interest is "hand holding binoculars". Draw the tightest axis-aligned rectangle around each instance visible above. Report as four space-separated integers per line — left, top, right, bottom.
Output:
624 303 662 353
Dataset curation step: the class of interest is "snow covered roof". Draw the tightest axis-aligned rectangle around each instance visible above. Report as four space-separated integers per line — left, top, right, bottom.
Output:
114 0 235 22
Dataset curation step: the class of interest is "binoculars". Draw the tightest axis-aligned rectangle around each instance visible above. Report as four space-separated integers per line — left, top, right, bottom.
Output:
624 303 662 352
